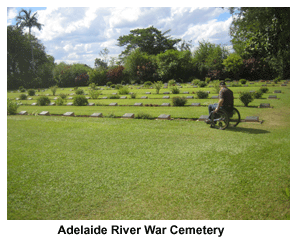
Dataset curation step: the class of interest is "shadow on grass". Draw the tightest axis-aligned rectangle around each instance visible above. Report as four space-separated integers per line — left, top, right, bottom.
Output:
226 126 270 134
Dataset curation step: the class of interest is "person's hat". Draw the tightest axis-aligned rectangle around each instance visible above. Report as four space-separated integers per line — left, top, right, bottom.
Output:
219 81 226 86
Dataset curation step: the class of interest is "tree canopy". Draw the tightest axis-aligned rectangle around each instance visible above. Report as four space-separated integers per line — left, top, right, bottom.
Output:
117 26 181 57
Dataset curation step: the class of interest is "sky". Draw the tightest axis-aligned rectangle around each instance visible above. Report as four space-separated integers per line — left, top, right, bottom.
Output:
7 6 235 67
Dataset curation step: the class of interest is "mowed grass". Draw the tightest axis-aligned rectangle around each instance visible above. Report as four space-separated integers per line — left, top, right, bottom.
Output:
7 84 290 220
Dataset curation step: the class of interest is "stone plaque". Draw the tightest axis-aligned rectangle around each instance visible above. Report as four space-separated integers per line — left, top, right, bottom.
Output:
281 84 287 86
163 96 170 99
186 96 194 99
46 94 50 96
262 84 267 86
68 97 73 99
63 112 74 116
249 83 254 84
109 103 118 106
28 98 33 100
134 103 143 106
90 113 102 117
161 103 170 106
274 90 281 93
209 85 214 87
259 103 270 108
70 93 75 95
243 85 248 87
16 98 19 100
86 97 91 99
158 114 171 120
49 102 55 106
122 113 134 119
199 115 209 121
102 97 108 99
112 93 117 95
18 111 28 115
31 103 37 106
39 111 50 116
211 96 219 99
145 92 151 94
249 91 256 93
88 103 95 106
67 102 73 106
268 95 277 99
191 103 201 106
163 92 170 94
183 92 189 94
141 96 148 99
245 116 259 122
120 96 127 99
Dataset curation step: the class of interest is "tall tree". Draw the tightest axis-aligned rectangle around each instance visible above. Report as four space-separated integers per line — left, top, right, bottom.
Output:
117 26 181 57
228 7 290 78
15 9 43 73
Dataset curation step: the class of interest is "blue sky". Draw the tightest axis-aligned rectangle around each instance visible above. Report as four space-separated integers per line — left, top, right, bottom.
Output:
7 7 234 67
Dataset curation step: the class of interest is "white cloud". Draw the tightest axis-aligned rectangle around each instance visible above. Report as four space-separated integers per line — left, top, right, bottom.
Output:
11 7 233 67
7 7 17 25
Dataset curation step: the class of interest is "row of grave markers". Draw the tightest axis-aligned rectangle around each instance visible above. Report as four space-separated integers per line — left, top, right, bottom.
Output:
17 110 261 122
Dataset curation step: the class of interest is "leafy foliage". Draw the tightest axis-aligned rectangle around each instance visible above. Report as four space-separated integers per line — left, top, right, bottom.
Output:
7 99 19 115
73 95 88 106
37 96 50 106
27 89 35 96
19 94 27 100
239 92 254 107
196 91 209 99
172 96 187 106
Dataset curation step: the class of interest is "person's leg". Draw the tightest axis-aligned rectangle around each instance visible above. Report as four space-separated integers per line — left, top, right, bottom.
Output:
208 103 218 118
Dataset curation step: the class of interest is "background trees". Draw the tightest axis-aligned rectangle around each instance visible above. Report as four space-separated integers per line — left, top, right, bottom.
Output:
7 8 290 90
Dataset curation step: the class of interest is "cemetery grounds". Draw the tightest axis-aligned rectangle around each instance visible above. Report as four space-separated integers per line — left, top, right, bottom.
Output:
7 82 290 220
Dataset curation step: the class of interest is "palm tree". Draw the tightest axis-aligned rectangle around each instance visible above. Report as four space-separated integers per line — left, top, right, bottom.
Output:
15 9 43 73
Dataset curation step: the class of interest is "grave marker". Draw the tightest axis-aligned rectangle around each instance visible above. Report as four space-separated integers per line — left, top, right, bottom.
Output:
39 111 50 116
141 96 148 99
63 112 74 116
31 103 37 106
157 114 171 120
274 90 281 93
102 97 108 99
243 85 248 87
245 116 259 122
211 96 219 99
134 103 143 106
67 102 73 106
109 103 118 106
281 84 287 86
268 95 277 99
199 115 209 121
87 103 95 106
54 97 58 100
90 113 102 117
68 97 73 99
28 98 33 100
18 111 28 115
163 92 170 94
120 96 127 99
191 103 201 106
145 92 151 94
259 103 271 108
161 103 170 106
49 102 55 106
183 92 189 94
186 96 194 99
122 113 134 119
163 96 170 99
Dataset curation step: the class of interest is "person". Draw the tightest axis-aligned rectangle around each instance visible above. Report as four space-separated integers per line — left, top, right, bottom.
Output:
205 81 234 124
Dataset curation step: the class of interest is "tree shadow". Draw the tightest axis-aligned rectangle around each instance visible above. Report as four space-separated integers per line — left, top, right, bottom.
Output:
226 126 270 134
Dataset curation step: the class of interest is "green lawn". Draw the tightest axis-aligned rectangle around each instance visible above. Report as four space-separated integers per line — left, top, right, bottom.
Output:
7 83 290 220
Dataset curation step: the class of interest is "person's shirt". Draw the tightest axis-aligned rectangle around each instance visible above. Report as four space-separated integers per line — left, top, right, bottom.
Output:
219 87 234 107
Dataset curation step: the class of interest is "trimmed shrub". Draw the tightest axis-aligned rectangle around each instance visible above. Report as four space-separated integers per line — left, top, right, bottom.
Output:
106 81 112 87
130 92 137 99
168 79 176 86
7 99 19 115
89 83 97 90
28 89 36 96
89 89 101 99
253 90 263 99
75 88 84 95
115 84 123 89
19 94 27 100
118 87 130 95
196 91 209 99
172 96 187 106
73 95 88 106
259 87 269 93
19 86 26 92
59 93 67 99
37 96 51 106
144 81 153 88
239 92 254 107
136 112 152 119
50 85 58 96
192 79 200 86
198 81 207 87
171 86 180 94
109 94 120 99
55 97 64 106
153 81 163 94
240 79 247 84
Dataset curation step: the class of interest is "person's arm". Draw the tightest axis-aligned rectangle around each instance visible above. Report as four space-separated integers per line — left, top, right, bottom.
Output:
214 98 224 112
